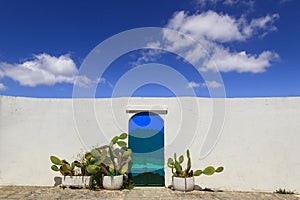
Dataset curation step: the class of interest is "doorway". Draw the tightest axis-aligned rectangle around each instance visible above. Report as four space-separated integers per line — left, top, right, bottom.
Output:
128 112 164 186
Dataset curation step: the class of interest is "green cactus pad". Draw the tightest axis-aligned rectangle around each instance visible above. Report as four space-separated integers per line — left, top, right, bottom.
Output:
86 165 100 174
51 165 60 171
216 166 224 173
90 157 97 164
178 155 184 164
111 136 119 144
123 149 132 157
203 166 215 175
119 133 128 139
91 149 101 160
117 141 127 147
61 164 70 175
167 158 174 165
187 156 191 171
71 162 75 170
50 156 62 165
186 149 190 158
174 161 182 173
121 163 128 174
193 170 202 176
167 163 174 168
85 152 92 160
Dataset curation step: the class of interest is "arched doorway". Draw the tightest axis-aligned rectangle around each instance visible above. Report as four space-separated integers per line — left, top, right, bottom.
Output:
128 112 164 186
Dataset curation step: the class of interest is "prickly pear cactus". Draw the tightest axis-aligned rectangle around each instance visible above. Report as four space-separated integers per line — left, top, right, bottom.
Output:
50 156 77 176
167 149 224 178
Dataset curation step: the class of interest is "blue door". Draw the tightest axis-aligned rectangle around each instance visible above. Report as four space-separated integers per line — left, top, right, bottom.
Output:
129 112 164 186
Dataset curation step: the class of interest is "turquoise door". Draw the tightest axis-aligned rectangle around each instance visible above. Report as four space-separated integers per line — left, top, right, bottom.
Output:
129 112 164 186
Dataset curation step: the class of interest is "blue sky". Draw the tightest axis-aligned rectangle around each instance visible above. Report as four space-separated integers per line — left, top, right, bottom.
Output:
0 0 299 98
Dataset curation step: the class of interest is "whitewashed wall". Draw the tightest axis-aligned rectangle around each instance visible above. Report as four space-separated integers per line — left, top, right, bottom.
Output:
0 95 299 192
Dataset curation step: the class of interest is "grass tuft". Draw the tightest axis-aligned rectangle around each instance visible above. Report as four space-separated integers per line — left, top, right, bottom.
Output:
274 188 295 194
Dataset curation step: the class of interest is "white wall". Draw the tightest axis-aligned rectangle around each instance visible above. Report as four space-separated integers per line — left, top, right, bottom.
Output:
0 96 299 192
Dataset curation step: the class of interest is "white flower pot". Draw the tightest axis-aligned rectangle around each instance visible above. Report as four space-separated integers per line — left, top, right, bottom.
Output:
102 175 123 190
61 176 91 187
172 176 195 191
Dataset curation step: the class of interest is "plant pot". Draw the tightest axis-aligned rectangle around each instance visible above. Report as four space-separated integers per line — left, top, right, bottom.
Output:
61 176 91 187
172 176 194 191
102 175 123 190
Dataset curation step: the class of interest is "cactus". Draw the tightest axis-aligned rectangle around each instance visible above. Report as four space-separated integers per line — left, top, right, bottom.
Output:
50 132 132 191
167 149 224 177
50 155 92 176
186 149 191 174
86 133 132 176
50 156 78 176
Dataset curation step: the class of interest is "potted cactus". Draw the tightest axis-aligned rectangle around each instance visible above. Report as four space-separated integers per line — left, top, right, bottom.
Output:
167 149 224 192
50 156 91 187
86 133 132 190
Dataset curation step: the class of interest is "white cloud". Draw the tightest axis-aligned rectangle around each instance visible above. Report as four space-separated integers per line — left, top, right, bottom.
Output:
167 11 279 43
74 76 106 88
130 49 163 67
248 14 279 38
187 81 201 88
204 80 222 88
202 47 279 73
0 54 77 86
187 80 222 89
168 11 243 42
146 41 161 49
96 77 106 84
0 83 6 91
73 76 92 88
162 28 195 51
163 10 280 73
0 53 102 88
130 10 279 75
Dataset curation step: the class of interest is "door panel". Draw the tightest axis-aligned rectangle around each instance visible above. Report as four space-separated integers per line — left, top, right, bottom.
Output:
129 112 164 186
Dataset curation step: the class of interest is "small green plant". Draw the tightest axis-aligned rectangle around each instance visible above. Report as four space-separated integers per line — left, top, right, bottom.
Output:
86 133 132 176
50 156 77 176
50 154 91 176
167 149 224 177
275 188 295 194
121 176 135 190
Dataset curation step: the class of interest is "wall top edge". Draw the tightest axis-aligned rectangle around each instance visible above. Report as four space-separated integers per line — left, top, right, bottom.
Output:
1 95 300 101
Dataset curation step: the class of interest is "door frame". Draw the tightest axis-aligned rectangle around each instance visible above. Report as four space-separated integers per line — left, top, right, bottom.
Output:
126 105 168 186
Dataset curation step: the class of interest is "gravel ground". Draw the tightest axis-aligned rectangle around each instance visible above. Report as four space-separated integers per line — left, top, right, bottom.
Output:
0 186 299 200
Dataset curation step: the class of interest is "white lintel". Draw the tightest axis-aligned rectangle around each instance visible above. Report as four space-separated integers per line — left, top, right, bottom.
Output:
126 105 168 114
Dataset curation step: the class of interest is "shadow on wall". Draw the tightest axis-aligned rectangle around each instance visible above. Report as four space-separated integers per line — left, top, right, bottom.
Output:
54 177 62 186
